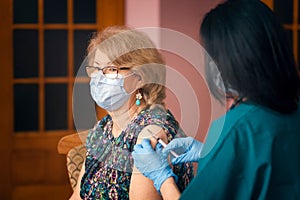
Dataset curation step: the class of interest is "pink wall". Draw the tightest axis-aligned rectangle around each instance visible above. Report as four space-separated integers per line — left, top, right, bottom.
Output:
125 0 222 141
125 0 220 40
125 0 161 27
161 0 221 40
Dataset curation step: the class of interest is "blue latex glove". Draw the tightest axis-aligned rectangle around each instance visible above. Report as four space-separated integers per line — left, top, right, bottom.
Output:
132 139 178 192
162 137 203 165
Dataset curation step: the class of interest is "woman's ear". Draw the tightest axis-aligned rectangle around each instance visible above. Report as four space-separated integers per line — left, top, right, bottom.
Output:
135 74 144 89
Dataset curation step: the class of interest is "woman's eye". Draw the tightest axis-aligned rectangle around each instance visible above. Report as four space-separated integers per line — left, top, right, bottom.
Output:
108 67 117 72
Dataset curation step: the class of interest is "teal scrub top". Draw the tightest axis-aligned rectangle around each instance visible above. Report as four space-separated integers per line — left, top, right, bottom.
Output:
180 102 300 200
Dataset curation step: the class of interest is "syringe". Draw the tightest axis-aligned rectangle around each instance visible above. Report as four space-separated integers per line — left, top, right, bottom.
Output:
147 129 179 158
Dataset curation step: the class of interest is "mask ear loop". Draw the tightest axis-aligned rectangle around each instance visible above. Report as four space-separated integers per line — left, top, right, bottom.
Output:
121 71 138 79
212 63 242 110
229 96 244 110
212 63 239 98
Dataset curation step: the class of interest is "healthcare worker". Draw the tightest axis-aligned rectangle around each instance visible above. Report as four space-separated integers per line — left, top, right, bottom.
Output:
132 0 300 199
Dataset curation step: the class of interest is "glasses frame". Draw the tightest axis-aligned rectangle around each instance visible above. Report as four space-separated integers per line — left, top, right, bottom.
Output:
85 65 131 79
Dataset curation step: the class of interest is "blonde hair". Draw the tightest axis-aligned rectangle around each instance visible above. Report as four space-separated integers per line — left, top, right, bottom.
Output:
87 26 166 110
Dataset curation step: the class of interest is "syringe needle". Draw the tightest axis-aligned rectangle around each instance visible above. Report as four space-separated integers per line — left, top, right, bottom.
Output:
147 129 179 158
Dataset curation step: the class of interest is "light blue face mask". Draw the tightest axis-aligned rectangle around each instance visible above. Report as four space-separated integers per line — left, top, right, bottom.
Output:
90 72 135 112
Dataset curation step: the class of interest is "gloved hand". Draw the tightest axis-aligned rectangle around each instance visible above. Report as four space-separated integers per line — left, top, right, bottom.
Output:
132 139 178 192
162 137 203 165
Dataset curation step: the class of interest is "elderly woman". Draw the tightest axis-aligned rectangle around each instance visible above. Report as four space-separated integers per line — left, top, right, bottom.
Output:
69 26 193 200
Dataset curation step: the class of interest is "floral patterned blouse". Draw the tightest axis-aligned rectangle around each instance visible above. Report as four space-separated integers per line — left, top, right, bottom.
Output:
80 106 194 200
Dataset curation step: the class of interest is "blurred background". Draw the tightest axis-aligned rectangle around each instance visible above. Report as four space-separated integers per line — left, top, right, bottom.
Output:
0 0 295 199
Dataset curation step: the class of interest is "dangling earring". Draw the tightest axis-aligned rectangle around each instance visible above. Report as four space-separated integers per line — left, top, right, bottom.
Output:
135 91 142 106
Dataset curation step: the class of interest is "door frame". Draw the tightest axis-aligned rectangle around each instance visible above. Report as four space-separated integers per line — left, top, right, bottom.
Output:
0 0 13 198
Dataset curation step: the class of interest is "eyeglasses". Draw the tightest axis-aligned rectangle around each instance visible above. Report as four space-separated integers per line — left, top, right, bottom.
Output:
85 65 131 79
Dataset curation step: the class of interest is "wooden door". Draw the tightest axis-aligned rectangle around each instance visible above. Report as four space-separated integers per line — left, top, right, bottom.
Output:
0 0 123 199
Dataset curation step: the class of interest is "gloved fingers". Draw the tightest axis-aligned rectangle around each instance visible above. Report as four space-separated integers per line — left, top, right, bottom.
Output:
171 153 188 165
185 137 196 144
162 137 191 156
133 143 143 152
155 143 163 152
133 139 153 153
141 138 153 150
162 138 183 153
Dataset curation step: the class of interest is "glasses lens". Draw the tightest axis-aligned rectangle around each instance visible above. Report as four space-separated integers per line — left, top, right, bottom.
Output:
86 66 98 77
103 66 118 79
103 66 118 74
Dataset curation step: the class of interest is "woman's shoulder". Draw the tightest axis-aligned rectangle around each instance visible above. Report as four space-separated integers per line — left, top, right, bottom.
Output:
133 104 179 138
201 103 261 157
135 104 172 122
224 102 300 131
210 103 257 134
210 102 288 131
142 104 167 116
206 102 300 155
203 102 300 159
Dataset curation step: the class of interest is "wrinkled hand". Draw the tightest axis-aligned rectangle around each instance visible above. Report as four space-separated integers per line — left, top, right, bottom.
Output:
162 137 203 165
132 139 178 192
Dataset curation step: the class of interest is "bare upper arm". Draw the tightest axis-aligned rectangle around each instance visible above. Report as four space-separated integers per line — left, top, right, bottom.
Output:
129 125 168 200
136 125 168 147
